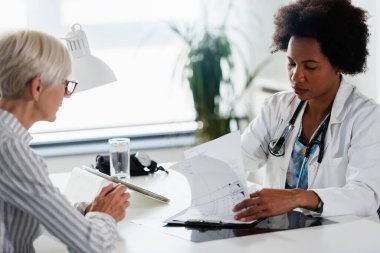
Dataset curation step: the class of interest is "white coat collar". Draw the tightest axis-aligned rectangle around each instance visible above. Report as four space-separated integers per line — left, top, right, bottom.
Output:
279 94 304 123
329 79 355 124
279 78 354 125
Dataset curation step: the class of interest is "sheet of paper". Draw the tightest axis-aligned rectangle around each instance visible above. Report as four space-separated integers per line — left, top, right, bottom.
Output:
184 131 247 190
64 167 110 204
167 154 251 224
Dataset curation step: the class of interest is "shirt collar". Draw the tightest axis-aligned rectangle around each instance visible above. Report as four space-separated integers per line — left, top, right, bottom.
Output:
0 109 32 144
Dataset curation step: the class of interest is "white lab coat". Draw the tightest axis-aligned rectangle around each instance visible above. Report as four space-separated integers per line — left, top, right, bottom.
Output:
241 80 380 217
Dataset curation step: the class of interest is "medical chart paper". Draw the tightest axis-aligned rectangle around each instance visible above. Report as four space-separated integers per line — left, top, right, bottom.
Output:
184 131 247 193
166 132 255 226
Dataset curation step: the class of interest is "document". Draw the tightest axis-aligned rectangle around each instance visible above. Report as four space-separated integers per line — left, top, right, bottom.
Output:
184 131 247 191
165 132 256 226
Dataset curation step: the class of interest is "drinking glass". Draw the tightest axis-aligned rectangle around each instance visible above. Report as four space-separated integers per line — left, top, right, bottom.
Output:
108 138 130 179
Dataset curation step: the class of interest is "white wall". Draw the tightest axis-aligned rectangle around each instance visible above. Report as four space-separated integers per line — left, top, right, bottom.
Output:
345 0 379 101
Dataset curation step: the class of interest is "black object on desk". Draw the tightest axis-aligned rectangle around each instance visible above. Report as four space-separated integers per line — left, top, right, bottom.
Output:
95 152 168 176
164 211 336 243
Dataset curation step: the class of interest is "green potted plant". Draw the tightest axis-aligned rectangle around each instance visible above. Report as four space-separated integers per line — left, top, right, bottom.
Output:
170 1 269 142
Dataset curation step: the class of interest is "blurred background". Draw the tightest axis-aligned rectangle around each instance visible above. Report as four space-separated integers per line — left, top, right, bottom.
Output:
1 0 379 171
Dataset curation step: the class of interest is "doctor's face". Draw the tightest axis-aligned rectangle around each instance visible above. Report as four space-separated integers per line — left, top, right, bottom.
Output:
286 36 341 102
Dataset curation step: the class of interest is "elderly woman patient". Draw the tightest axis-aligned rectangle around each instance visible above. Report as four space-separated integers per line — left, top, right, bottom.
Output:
0 30 130 252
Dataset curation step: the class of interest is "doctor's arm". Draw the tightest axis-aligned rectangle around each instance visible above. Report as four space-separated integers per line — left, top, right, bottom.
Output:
235 102 380 220
241 97 278 171
233 188 320 221
236 95 321 221
312 106 380 217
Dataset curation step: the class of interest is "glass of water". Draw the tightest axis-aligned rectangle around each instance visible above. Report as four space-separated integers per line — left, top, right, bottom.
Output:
108 138 130 180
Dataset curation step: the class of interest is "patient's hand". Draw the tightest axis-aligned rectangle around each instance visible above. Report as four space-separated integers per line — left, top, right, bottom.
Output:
85 183 130 222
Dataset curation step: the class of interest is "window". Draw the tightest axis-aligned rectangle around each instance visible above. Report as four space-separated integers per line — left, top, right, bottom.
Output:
1 0 264 156
1 1 290 145
1 0 208 135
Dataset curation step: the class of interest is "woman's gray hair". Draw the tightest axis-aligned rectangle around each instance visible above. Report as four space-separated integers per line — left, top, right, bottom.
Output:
0 30 71 101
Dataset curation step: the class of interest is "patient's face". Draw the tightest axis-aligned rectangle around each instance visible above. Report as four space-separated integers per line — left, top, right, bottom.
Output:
37 82 66 122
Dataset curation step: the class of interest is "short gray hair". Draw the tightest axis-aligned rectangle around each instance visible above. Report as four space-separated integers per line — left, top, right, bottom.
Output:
0 30 71 101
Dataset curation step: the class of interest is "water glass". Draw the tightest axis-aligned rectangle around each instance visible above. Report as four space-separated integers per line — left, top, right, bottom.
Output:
108 138 130 179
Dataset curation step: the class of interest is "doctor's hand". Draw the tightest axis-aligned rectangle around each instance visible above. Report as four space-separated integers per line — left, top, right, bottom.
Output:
85 183 131 222
233 188 319 222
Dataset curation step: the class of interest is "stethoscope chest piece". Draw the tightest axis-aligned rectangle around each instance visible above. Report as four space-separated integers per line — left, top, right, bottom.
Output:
268 100 305 157
268 138 286 156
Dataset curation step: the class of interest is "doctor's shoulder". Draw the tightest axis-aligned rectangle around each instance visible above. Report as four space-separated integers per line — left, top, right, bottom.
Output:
263 90 299 112
348 86 380 114
346 86 380 129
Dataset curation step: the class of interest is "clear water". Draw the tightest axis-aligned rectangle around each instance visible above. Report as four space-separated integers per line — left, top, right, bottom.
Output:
110 151 130 179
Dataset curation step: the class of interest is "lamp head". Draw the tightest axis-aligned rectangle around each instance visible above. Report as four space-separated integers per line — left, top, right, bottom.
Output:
64 24 116 92
65 24 91 59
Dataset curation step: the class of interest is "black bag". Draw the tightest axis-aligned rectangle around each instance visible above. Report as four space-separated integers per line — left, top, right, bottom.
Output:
95 152 168 176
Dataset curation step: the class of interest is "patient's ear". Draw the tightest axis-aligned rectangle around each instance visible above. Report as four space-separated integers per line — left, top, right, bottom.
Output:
29 76 44 101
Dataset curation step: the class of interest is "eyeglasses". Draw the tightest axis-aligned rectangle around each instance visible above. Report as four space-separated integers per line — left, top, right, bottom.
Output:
64 80 78 97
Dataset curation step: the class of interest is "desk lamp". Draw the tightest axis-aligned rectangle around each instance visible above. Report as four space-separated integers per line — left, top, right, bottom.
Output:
64 24 116 92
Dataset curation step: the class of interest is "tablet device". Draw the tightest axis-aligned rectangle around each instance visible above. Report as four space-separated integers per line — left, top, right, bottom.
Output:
81 166 170 203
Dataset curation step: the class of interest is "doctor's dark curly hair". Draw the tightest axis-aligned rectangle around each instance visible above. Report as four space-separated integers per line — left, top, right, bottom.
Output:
272 0 369 75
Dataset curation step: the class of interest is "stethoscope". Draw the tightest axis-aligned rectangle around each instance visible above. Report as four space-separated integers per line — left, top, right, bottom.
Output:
268 100 331 188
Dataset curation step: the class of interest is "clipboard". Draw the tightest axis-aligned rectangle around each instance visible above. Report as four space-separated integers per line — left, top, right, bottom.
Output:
164 207 258 228
166 218 259 228
159 211 336 242
81 166 170 203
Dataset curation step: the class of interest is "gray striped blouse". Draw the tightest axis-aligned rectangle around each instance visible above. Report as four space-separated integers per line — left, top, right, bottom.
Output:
0 109 119 253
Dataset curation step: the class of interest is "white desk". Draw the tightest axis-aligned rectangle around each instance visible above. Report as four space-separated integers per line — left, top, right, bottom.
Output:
35 170 380 253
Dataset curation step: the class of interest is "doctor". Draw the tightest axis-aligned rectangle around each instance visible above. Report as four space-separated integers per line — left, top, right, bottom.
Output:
234 0 380 221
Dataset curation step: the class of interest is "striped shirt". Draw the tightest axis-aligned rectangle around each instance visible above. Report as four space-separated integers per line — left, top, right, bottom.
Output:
0 109 118 253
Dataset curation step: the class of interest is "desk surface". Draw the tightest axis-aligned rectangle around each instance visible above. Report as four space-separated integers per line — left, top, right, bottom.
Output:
35 170 380 253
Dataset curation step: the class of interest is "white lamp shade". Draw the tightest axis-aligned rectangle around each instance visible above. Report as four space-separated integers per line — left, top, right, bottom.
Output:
71 55 116 92
65 24 117 92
